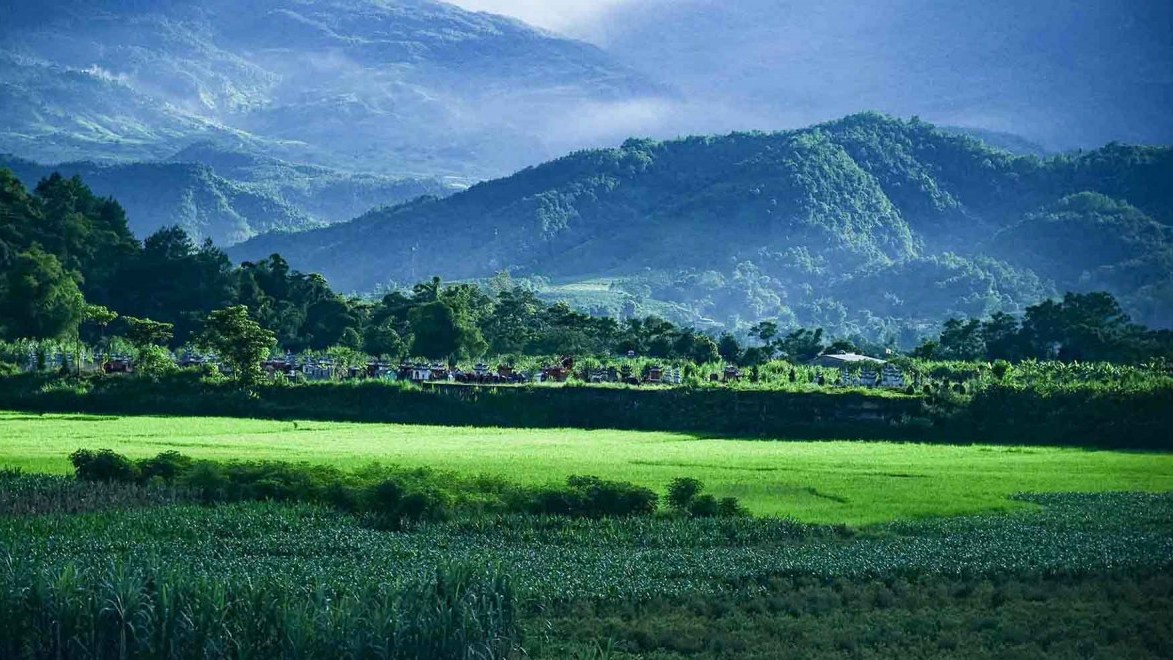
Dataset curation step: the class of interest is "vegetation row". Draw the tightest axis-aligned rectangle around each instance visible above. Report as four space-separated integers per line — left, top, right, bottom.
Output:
63 449 748 525
2 370 1170 449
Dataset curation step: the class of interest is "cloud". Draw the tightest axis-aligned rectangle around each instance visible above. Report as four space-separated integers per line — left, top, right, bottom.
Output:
446 0 634 36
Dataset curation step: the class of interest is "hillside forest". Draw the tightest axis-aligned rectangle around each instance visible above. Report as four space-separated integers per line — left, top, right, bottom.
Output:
231 115 1173 338
1 165 1170 368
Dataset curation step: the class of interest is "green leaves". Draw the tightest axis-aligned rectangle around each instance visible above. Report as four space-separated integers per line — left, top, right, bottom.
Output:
0 247 85 341
197 306 277 385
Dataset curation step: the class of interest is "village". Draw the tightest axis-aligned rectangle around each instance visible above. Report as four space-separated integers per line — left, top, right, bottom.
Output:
19 347 911 390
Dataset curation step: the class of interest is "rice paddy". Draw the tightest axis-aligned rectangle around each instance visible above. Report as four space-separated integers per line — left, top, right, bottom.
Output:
2 410 1170 524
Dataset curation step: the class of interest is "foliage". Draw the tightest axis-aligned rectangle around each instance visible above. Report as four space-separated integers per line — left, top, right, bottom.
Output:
197 306 277 384
915 291 1173 363
60 449 742 524
133 345 178 378
0 554 520 660
0 247 85 341
68 449 137 483
123 317 174 348
531 475 659 518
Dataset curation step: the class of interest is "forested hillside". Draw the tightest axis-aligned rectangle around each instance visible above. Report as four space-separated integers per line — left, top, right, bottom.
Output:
232 114 1173 333
0 148 459 245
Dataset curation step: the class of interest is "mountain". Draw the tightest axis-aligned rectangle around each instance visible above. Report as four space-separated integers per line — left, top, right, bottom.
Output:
230 114 1173 330
0 148 460 244
588 0 1173 151
0 0 663 178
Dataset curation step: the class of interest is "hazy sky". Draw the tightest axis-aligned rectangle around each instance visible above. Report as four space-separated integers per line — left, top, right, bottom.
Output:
446 0 630 35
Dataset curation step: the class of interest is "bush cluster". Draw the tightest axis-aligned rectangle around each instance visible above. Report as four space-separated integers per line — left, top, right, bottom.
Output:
668 477 748 517
67 449 745 524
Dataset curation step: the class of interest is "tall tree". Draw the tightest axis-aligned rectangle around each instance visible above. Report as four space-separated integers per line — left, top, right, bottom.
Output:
0 248 85 341
198 306 277 385
408 301 485 361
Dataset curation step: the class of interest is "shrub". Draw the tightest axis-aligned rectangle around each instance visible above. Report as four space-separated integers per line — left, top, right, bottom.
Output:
992 360 1012 380
688 494 720 517
179 461 229 502
134 345 178 378
69 449 138 483
668 477 704 511
365 479 452 529
718 496 749 517
532 476 659 518
136 450 192 482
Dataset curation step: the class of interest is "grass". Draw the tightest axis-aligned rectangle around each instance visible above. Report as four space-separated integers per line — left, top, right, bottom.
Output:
1 410 1170 525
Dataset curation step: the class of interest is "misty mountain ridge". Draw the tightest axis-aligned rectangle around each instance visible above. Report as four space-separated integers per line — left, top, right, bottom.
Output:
0 0 663 177
0 147 461 245
230 114 1173 333
590 0 1173 152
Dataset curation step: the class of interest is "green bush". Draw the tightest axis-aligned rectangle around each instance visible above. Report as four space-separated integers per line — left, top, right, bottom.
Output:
69 448 138 483
718 496 749 517
668 477 704 511
134 345 178 378
180 461 229 502
688 494 720 517
532 476 659 518
136 450 192 482
58 448 761 522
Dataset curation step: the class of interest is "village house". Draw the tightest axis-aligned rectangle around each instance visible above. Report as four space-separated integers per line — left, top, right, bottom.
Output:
807 352 887 368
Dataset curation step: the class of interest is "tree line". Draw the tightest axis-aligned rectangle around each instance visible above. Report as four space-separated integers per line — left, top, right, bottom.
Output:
0 171 725 368
911 292 1173 363
3 170 1170 376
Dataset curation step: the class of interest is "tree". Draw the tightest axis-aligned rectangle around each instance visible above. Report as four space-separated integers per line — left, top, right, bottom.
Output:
124 317 175 348
936 318 984 360
824 338 859 355
408 301 486 361
749 321 780 352
78 304 118 376
980 312 1021 360
717 333 742 363
685 333 721 364
198 306 277 384
0 248 85 341
1020 292 1137 361
777 328 825 362
363 320 406 359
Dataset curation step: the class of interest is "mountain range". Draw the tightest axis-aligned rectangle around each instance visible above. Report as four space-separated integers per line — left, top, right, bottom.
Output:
230 114 1173 332
0 0 661 178
0 145 460 244
4 0 1169 182
2 2 1170 335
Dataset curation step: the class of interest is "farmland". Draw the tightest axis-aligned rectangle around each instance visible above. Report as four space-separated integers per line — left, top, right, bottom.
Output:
2 477 1171 657
1 410 1171 524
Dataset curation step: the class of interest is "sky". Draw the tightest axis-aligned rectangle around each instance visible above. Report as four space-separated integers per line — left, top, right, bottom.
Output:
446 0 630 36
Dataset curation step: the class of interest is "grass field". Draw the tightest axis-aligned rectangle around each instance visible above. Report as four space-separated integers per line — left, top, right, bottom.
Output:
2 410 1170 524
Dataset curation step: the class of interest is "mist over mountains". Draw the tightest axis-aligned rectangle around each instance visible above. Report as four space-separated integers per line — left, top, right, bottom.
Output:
0 146 460 245
0 0 662 178
534 0 1173 152
3 0 1169 181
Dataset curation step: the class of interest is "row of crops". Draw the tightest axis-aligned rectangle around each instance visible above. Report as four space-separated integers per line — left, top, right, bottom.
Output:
1 463 1171 658
4 493 1169 604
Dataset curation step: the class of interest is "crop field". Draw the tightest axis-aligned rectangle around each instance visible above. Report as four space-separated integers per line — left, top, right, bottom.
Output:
2 485 1171 658
2 410 1171 524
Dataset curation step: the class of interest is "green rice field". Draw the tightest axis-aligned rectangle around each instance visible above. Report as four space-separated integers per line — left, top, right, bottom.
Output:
1 410 1170 524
